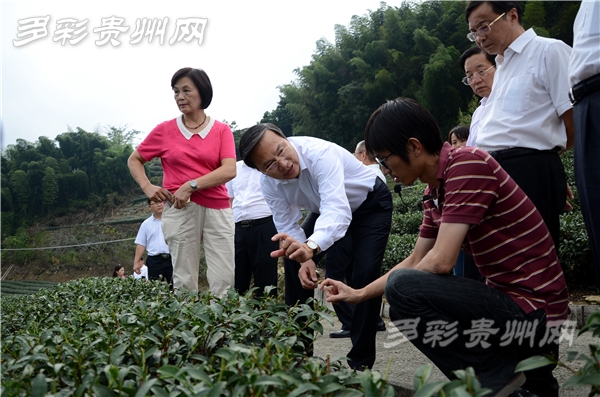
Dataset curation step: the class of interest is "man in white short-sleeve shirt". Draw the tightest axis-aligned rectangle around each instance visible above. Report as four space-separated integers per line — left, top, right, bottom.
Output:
226 160 279 296
134 199 173 285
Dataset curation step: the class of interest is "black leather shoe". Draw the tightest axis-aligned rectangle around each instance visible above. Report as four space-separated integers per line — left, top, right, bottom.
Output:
329 329 351 338
377 320 386 332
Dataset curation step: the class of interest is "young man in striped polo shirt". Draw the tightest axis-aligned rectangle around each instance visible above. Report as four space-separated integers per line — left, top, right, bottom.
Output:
320 98 569 397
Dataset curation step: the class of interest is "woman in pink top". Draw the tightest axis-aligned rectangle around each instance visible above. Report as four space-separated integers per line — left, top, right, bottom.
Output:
128 67 236 297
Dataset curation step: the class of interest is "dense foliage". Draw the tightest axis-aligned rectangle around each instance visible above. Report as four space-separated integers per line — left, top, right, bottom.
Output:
1 278 396 396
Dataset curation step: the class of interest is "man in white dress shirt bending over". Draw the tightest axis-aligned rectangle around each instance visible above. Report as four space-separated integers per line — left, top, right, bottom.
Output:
239 123 392 370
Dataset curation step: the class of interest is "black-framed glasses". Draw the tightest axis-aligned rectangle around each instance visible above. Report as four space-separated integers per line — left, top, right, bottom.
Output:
375 153 393 170
467 12 505 42
462 65 495 85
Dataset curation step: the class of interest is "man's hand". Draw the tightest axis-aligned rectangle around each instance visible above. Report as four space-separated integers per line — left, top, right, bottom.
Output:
298 260 318 289
133 259 144 274
319 278 363 305
270 233 313 263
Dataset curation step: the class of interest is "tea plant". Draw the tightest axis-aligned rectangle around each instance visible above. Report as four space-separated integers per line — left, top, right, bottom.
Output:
1 277 395 396
516 312 600 396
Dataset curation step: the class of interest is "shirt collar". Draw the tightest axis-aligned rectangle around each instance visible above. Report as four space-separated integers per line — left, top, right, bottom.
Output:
176 115 213 140
506 28 536 55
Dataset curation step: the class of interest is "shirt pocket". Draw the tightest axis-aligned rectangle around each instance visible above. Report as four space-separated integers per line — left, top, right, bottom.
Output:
501 74 532 113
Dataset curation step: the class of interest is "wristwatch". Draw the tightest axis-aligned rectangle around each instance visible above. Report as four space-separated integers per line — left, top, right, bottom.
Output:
305 239 320 256
189 180 198 191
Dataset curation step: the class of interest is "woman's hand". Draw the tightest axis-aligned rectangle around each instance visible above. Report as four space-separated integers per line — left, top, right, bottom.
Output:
143 184 173 205
171 182 194 209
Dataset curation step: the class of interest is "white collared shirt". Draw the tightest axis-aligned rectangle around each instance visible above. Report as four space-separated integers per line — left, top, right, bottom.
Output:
569 0 600 86
133 265 148 280
176 115 215 140
135 215 170 256
478 29 572 152
367 163 386 183
261 137 377 251
226 161 273 223
467 96 489 147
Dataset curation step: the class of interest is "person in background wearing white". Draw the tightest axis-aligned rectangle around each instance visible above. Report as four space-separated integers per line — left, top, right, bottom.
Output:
354 140 386 183
134 199 173 285
458 46 496 148
226 160 279 297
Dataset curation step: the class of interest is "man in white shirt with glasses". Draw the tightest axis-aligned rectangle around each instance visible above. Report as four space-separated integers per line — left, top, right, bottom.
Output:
465 1 574 255
239 123 392 370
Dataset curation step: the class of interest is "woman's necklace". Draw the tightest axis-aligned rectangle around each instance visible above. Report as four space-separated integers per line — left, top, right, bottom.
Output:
183 114 207 129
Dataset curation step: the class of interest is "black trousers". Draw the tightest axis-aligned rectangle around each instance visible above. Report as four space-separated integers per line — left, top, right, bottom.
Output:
146 254 173 285
490 148 567 254
284 178 392 369
574 89 600 291
234 216 279 297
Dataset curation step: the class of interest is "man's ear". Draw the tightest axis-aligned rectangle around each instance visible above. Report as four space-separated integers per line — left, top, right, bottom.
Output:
407 138 422 157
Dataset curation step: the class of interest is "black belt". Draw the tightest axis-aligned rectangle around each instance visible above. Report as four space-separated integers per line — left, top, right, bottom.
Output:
235 216 272 228
569 73 600 105
489 146 560 162
149 253 171 259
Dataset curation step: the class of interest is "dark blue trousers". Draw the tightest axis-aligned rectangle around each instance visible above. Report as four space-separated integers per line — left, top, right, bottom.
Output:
574 89 600 291
284 178 392 369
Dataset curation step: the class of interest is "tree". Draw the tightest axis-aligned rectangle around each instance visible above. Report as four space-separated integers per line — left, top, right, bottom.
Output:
42 167 59 212
416 44 470 134
10 170 30 214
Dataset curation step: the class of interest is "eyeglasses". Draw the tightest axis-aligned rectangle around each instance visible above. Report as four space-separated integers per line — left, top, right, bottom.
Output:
461 65 495 85
263 146 289 175
375 153 393 170
467 12 505 42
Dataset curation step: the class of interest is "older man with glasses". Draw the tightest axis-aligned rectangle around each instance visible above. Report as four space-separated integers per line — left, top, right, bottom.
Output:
465 1 574 259
239 123 392 370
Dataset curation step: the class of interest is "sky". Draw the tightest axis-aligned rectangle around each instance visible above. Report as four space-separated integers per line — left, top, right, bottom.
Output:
1 0 392 150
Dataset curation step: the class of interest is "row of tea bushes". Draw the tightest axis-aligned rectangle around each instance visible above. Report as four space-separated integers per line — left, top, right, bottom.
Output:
1 277 395 396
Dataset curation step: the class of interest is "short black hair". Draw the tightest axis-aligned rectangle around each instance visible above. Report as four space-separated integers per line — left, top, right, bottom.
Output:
364 98 443 165
459 46 496 71
465 1 522 25
171 67 213 109
448 126 470 142
147 198 152 205
239 123 287 169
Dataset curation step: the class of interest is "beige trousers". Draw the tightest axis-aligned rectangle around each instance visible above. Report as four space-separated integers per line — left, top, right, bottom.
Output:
162 202 234 297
